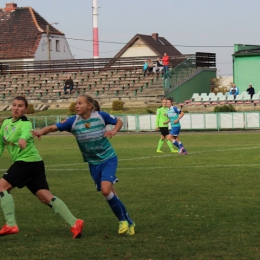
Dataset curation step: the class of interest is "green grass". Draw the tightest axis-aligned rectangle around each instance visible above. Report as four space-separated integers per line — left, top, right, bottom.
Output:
0 132 260 259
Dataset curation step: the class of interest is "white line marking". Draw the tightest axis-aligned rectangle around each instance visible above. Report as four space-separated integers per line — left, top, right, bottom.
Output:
1 145 258 171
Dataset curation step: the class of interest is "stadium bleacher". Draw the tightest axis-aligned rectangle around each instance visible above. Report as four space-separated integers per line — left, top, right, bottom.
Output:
0 69 165 110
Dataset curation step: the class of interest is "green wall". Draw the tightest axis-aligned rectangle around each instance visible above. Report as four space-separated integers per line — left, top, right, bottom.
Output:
166 70 216 103
233 55 260 93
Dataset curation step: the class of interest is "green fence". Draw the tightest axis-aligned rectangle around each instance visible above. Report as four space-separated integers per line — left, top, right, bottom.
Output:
1 112 259 132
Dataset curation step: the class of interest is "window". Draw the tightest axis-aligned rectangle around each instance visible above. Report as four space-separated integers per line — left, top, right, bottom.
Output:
56 40 60 52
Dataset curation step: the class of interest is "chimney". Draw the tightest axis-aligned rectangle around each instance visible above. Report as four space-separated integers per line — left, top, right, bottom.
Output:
4 3 17 12
152 33 158 41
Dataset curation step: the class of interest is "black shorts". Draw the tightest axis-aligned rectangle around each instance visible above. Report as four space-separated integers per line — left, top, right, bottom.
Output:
3 161 49 195
159 127 170 136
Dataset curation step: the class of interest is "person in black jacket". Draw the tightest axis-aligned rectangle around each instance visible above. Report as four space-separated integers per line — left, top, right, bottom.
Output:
246 83 255 99
63 76 74 94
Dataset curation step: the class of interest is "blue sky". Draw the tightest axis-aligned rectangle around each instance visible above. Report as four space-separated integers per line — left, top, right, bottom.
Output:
4 0 260 76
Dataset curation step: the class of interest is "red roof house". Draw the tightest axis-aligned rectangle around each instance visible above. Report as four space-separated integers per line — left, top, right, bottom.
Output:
0 3 73 62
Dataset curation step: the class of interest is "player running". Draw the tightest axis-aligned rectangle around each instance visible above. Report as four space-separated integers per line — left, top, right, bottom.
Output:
32 94 136 235
155 97 178 153
164 98 188 155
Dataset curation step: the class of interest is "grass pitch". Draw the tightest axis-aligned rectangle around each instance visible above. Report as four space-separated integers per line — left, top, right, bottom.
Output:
0 131 260 260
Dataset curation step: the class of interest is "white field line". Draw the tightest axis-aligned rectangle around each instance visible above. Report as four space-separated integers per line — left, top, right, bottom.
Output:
1 146 258 172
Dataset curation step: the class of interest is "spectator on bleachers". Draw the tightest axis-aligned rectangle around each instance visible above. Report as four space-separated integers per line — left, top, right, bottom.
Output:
229 84 239 99
142 60 148 76
147 59 154 75
153 58 164 74
161 53 170 78
246 83 255 99
63 76 74 94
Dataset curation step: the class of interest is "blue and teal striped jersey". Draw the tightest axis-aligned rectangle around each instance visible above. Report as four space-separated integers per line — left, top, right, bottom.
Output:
167 106 181 128
56 111 117 165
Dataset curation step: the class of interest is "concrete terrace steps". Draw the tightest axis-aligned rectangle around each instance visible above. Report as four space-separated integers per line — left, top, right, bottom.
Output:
0 69 164 107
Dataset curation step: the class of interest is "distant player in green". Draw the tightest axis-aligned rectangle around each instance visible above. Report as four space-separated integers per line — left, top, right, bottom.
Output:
155 97 178 153
0 96 83 238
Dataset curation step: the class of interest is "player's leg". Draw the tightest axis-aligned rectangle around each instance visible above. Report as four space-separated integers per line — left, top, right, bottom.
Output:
156 133 165 153
29 161 83 238
162 127 177 153
0 178 18 236
91 157 135 235
173 133 187 155
0 162 25 236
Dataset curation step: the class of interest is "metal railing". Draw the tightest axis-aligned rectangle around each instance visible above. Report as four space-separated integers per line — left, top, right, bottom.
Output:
163 55 197 91
0 55 191 75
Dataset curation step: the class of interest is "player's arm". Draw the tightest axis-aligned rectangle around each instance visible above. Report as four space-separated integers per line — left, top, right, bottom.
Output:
98 111 122 138
155 109 160 129
174 110 184 124
163 118 170 125
31 116 75 139
0 133 5 157
104 117 123 138
31 125 59 139
18 121 34 149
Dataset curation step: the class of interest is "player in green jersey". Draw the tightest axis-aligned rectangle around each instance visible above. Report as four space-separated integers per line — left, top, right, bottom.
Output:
155 97 178 153
0 96 83 238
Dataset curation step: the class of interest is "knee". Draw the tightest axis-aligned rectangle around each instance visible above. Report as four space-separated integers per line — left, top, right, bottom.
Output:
36 190 53 205
101 187 112 197
38 197 49 205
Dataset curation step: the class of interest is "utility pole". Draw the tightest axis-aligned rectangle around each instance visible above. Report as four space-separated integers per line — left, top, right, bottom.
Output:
46 24 50 61
46 23 58 61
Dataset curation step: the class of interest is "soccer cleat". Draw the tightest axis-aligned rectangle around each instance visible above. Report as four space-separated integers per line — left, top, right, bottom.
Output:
182 151 188 155
118 220 128 235
178 147 184 155
171 149 178 153
156 150 163 153
0 224 19 236
71 219 84 239
126 222 136 236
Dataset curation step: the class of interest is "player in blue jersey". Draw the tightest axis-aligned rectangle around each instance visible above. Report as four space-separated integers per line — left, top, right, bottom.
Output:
32 94 136 235
164 98 188 155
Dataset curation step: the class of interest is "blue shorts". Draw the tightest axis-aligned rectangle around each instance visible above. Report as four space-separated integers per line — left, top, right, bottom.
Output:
170 127 180 136
88 156 118 191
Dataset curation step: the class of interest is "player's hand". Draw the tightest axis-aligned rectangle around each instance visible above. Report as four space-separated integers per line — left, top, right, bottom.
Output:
104 130 116 138
31 130 42 140
18 138 27 150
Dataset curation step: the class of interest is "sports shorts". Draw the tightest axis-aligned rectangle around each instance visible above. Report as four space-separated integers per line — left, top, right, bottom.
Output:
88 156 118 191
169 126 181 136
159 127 169 136
3 160 49 194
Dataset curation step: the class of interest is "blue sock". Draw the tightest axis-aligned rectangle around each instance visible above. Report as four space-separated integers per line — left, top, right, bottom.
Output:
106 192 125 221
173 140 180 149
178 142 186 152
117 199 134 225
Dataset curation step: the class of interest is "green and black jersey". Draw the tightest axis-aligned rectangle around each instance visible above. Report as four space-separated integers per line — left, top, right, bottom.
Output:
0 116 42 162
155 106 169 128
